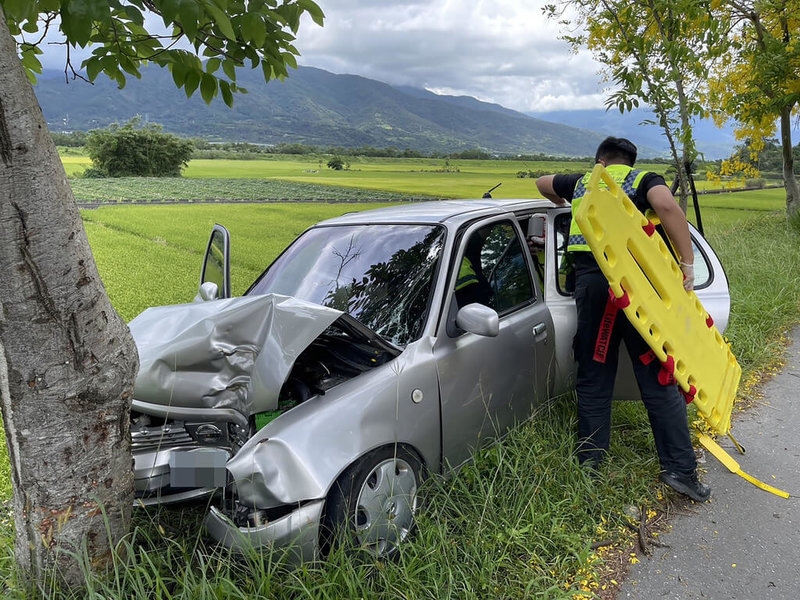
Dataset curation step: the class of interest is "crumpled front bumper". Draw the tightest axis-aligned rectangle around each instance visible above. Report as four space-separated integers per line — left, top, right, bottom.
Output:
204 499 325 563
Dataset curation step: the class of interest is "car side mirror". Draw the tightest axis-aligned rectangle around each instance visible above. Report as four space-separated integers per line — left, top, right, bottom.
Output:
455 303 499 337
196 281 220 302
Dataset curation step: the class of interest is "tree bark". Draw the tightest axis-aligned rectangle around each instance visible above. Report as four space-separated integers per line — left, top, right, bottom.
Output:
0 8 138 589
779 104 800 224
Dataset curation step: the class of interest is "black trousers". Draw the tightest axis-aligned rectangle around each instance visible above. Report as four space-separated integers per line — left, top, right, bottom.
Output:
573 268 697 475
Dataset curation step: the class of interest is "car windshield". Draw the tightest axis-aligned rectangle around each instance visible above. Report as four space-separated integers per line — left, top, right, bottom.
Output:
248 224 446 347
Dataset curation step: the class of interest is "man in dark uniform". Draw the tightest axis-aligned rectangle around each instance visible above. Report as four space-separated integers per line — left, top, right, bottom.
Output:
536 137 710 502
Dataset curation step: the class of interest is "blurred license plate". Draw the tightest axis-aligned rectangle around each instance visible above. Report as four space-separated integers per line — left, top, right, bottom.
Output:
169 448 228 488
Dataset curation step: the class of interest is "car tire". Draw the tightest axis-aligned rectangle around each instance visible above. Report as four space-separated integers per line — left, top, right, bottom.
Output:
322 445 423 558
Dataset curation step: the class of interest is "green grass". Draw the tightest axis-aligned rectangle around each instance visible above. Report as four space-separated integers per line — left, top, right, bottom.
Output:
2 188 799 598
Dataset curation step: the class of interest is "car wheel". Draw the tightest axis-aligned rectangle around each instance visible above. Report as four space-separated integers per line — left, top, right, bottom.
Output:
322 445 422 558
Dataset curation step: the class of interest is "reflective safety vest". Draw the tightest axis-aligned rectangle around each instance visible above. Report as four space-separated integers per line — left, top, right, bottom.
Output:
568 164 648 252
455 256 479 290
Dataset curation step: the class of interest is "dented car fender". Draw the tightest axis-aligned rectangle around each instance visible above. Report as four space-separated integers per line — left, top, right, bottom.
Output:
227 336 441 509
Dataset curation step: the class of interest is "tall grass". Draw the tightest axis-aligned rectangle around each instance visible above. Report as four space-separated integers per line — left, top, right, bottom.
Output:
0 399 661 599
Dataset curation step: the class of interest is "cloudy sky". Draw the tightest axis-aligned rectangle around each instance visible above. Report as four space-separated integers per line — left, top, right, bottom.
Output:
35 0 607 114
295 0 607 113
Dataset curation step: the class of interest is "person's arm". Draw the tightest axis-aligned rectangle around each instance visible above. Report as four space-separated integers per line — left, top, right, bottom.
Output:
535 175 569 206
647 184 695 290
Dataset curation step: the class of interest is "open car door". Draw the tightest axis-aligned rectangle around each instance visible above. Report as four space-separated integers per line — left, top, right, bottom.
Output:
198 224 231 300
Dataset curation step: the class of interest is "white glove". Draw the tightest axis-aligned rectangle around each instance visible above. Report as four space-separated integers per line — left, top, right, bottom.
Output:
680 262 695 291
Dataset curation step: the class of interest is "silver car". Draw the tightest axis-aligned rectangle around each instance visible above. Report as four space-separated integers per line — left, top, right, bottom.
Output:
129 199 730 560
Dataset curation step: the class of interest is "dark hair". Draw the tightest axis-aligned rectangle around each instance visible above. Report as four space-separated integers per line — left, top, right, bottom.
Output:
595 137 637 166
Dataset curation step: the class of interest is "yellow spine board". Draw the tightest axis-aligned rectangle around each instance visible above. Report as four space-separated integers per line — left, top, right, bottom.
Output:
575 165 741 435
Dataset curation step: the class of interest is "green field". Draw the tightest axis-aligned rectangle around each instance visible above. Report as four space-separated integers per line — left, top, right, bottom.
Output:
63 153 770 204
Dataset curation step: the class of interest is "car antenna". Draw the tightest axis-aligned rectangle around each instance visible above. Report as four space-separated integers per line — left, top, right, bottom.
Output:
482 183 502 198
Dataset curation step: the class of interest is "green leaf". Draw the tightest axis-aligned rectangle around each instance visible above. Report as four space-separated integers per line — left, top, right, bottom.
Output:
20 49 43 76
297 0 325 27
200 73 218 103
160 0 181 25
204 58 220 74
170 62 187 87
219 79 234 107
60 1 94 46
202 0 236 40
122 5 145 25
184 69 202 98
242 13 266 46
282 52 297 70
22 20 40 34
222 58 237 81
178 0 200 40
85 57 103 81
3 0 30 21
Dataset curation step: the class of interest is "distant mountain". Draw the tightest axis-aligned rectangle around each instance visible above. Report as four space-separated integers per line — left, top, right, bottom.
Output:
34 65 611 156
527 108 738 160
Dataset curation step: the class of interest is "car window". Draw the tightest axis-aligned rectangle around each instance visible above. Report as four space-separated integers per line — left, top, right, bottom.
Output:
455 221 533 314
554 213 574 295
689 237 712 289
553 212 712 294
248 225 445 347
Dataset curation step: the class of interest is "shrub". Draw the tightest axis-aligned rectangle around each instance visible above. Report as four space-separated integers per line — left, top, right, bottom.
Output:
81 166 109 178
86 117 194 177
745 178 766 189
327 155 344 170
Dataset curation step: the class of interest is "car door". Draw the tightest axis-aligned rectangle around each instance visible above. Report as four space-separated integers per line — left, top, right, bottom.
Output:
434 216 555 468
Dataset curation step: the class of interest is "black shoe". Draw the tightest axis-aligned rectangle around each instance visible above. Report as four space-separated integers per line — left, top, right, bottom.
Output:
659 471 711 502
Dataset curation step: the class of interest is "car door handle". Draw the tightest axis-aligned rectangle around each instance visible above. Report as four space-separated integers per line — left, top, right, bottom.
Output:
533 322 547 337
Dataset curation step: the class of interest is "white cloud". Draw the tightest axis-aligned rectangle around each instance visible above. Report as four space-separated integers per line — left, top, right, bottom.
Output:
296 0 608 112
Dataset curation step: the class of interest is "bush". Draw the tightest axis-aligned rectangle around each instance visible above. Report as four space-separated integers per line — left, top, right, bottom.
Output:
50 130 87 147
327 155 344 170
81 166 109 178
86 117 194 177
745 178 766 189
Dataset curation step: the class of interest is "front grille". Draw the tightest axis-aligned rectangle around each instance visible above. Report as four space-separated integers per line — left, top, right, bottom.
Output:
132 423 194 453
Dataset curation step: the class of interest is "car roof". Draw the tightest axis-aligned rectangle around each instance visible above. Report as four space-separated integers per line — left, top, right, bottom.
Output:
316 198 557 227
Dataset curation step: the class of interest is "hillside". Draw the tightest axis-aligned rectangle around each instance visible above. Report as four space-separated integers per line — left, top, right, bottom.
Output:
35 65 610 156
527 108 739 160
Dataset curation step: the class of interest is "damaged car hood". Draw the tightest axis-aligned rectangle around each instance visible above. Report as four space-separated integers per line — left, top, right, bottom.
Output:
129 294 350 416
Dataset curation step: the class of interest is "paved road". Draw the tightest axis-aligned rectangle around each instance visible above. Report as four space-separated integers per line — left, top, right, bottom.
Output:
620 326 800 600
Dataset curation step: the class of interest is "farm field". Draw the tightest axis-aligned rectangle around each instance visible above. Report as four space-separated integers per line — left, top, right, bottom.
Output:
63 153 767 202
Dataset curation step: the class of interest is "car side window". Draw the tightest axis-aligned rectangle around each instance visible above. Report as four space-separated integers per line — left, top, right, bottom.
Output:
554 212 574 296
690 236 712 289
455 221 534 314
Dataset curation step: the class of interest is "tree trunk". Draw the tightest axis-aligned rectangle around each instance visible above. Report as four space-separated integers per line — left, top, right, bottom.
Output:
779 104 800 225
0 8 138 589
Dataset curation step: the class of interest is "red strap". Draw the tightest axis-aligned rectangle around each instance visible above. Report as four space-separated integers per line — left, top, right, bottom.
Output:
680 385 697 404
658 355 676 386
706 315 714 328
593 289 619 363
639 350 657 365
642 221 656 236
611 288 630 309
